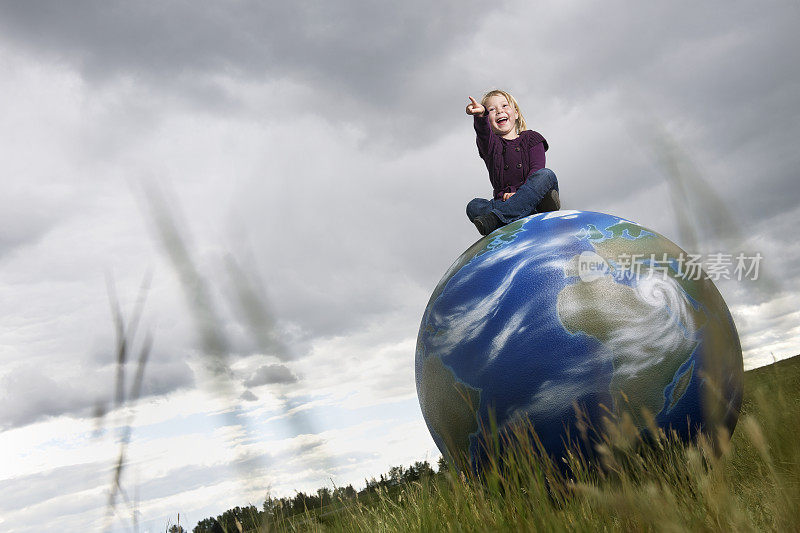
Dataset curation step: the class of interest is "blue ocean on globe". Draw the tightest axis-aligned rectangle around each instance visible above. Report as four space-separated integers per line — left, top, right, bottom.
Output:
415 211 743 469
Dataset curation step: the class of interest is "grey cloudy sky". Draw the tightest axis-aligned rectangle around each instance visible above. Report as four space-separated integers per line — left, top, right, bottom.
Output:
1 1 798 531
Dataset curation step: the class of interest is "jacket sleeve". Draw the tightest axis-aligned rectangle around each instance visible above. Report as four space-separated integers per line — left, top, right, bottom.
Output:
529 142 546 172
527 131 548 172
473 113 494 160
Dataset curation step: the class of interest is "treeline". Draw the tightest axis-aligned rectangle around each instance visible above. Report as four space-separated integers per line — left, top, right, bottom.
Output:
192 458 446 532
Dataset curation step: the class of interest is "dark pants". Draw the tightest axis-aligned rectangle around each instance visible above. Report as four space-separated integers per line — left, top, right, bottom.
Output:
466 168 559 225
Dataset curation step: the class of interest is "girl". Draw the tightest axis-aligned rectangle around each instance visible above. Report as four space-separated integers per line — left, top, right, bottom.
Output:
465 89 560 235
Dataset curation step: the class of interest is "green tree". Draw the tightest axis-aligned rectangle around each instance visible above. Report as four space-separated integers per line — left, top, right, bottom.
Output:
388 465 405 484
317 487 332 507
193 517 223 533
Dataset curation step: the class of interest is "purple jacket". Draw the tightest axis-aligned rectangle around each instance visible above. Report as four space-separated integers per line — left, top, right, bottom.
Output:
474 114 548 200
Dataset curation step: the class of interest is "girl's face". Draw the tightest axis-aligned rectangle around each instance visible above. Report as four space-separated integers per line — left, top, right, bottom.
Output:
484 95 519 138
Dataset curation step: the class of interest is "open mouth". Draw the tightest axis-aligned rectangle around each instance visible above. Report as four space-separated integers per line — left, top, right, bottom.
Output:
496 117 508 126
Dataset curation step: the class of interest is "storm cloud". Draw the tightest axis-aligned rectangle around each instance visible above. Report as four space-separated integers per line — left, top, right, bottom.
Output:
0 357 194 429
245 363 298 387
0 0 485 147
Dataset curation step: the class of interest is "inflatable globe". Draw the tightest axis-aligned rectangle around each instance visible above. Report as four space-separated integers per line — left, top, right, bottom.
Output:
415 211 743 469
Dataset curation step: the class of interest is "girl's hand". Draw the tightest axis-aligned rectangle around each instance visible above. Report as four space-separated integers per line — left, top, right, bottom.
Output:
466 96 485 116
502 192 516 201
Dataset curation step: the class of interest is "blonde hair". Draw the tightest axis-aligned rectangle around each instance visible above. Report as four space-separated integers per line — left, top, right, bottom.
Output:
481 89 527 134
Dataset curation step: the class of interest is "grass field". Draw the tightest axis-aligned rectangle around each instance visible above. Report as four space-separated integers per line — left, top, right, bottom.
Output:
212 355 800 532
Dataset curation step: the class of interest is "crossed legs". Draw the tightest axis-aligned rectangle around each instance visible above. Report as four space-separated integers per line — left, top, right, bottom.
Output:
467 168 560 235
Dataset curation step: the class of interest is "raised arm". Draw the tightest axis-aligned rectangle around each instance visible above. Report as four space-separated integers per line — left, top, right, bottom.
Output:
467 96 496 160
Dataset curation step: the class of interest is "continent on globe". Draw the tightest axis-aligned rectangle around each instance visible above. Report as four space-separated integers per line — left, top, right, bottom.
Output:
557 261 705 429
417 354 480 464
415 211 743 471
